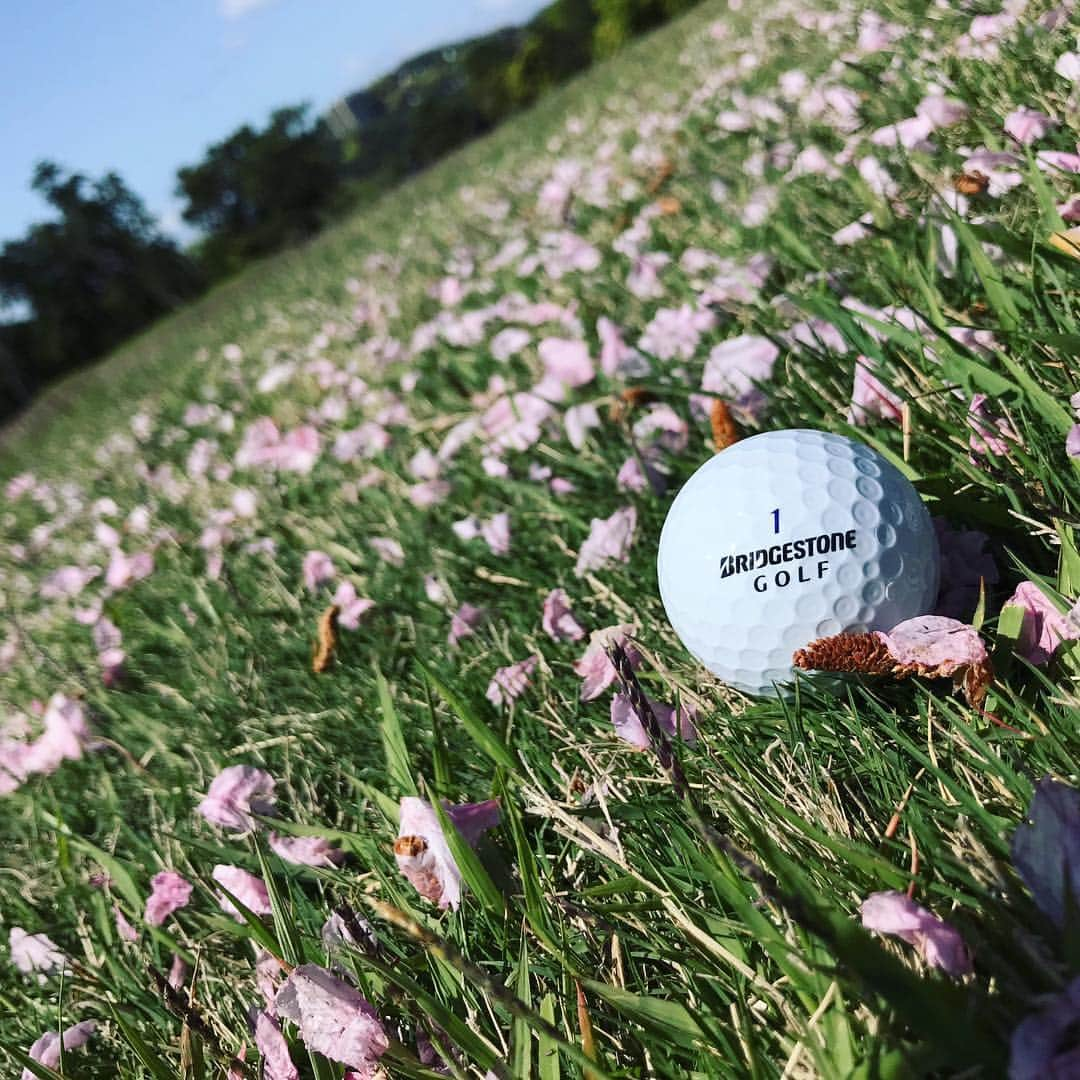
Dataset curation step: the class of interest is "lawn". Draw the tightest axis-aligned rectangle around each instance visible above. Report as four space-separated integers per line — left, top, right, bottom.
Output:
2 0 1079 1077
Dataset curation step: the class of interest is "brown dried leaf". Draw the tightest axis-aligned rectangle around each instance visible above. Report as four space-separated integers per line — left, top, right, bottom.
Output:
709 398 742 452
312 604 340 674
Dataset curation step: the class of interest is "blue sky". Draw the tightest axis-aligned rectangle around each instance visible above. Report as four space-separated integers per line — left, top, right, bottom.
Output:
0 0 547 246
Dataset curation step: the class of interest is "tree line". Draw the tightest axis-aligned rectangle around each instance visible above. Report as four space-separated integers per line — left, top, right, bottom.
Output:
0 0 700 421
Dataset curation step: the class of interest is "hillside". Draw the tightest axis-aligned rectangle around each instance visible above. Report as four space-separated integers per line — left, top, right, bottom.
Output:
2 0 1080 1077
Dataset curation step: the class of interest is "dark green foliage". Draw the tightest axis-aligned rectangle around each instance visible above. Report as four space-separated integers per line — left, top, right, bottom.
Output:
594 0 702 57
1 0 704 424
0 163 202 419
175 105 346 281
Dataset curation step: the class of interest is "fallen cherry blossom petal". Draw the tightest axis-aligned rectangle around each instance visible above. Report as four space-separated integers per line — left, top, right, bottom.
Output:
574 625 642 701
144 871 193 927
274 964 388 1075
268 832 344 868
1009 976 1080 1079
197 765 276 832
575 506 637 577
486 654 538 707
449 603 486 646
793 615 992 706
542 588 585 642
23 1020 97 1080
1011 777 1080 929
1002 581 1078 665
9 927 66 981
256 1010 298 1080
610 692 697 750
395 797 501 910
213 865 273 920
861 891 972 976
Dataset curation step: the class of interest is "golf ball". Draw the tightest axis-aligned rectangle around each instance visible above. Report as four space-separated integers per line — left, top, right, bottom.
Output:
657 429 939 697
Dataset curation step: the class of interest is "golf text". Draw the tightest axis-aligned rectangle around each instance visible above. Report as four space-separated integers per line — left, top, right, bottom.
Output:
719 528 857 587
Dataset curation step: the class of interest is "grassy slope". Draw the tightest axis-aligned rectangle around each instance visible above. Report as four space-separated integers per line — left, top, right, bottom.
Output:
2 0 1080 1077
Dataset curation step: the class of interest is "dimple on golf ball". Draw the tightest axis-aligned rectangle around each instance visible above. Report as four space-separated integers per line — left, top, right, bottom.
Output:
657 429 939 697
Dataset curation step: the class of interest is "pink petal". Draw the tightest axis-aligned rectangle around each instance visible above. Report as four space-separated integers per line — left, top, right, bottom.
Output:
144 870 193 927
255 1011 299 1080
370 537 405 566
616 456 648 493
573 625 642 701
702 335 779 417
396 797 500 910
610 693 696 750
860 891 971 975
9 927 66 978
597 316 639 376
916 94 969 128
449 603 486 646
23 1021 96 1079
274 965 388 1074
1002 581 1078 665
302 551 336 592
1004 107 1056 146
168 953 188 990
575 506 637 577
20 694 91 776
1009 976 1080 1079
1067 423 1080 458
268 832 344 868
213 865 272 920
877 615 988 673
481 512 511 556
1011 778 1080 929
197 765 276 832
333 582 375 630
115 906 139 943
485 655 538 707
542 589 586 642
564 403 601 449
538 337 595 388
847 356 903 426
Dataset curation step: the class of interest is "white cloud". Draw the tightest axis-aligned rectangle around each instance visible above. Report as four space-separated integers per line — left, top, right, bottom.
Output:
220 0 276 19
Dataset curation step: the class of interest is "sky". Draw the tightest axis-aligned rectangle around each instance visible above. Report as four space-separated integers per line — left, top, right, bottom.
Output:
0 0 547 247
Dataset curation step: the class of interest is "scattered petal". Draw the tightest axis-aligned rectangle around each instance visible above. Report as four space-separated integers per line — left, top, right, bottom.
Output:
793 616 992 706
275 965 388 1075
268 832 344 868
573 625 642 701
395 797 501 910
486 654 538 707
1002 581 1078 665
575 506 637 577
213 864 273 919
861 891 972 976
542 588 586 642
1009 976 1080 1079
1011 777 1080 929
255 1011 299 1080
144 871 193 927
9 927 66 981
23 1020 97 1080
610 693 697 750
197 765 276 832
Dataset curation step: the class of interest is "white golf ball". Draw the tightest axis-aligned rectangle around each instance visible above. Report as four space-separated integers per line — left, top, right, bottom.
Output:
657 429 939 697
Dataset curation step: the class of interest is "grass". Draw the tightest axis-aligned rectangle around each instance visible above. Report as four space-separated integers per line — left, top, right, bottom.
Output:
2 0 1079 1076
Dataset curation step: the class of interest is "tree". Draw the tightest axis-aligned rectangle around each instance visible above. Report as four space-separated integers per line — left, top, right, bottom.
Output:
176 105 345 280
505 0 596 107
593 0 702 59
0 162 202 416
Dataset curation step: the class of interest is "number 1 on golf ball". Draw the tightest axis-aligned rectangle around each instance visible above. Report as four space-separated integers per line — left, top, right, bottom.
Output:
657 429 940 697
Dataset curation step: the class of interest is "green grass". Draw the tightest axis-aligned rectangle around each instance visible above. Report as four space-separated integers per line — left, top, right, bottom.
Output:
2 0 1079 1076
